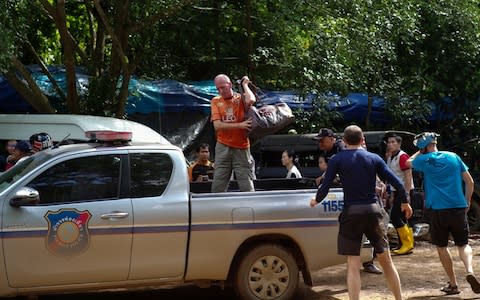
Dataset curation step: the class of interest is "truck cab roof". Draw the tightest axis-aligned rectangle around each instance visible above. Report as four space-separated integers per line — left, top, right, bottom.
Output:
0 114 170 145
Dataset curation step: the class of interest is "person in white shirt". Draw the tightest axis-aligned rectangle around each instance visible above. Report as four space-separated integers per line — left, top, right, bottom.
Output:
281 149 302 178
386 134 414 255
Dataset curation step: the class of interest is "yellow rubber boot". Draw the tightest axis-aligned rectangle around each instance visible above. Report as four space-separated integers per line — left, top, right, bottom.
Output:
408 226 415 249
392 225 413 255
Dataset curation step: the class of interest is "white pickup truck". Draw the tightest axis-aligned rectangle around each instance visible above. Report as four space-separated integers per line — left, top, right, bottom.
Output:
0 114 370 300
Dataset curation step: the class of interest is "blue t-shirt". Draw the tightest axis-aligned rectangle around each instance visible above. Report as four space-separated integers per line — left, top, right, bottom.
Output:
315 149 407 206
412 151 468 210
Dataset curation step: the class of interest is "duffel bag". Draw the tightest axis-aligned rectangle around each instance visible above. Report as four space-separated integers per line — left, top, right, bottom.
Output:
239 79 295 140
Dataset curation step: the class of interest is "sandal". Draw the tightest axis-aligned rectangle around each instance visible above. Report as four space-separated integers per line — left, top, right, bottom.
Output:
440 282 460 295
466 274 480 293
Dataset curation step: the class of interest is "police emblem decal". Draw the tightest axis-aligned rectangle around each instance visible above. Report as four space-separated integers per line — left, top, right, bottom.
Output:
45 209 92 256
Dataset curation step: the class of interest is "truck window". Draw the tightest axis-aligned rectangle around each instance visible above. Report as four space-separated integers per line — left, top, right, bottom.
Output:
27 155 122 204
130 153 173 198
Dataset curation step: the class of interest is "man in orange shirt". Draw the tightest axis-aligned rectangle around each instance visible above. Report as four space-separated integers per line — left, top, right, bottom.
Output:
210 74 256 192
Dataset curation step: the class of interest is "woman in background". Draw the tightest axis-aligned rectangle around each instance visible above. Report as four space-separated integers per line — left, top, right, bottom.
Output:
281 149 302 178
315 155 328 186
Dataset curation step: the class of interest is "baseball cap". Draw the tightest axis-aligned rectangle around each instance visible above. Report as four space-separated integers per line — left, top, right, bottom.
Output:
413 132 439 149
313 128 335 140
15 140 32 153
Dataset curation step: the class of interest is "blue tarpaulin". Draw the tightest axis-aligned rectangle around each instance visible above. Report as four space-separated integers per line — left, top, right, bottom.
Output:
0 66 397 121
0 77 36 113
0 66 453 156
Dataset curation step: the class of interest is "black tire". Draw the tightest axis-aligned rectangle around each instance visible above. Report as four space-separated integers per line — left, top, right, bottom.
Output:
234 244 300 300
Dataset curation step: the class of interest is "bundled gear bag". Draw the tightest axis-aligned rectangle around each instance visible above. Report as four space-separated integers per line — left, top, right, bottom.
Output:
238 79 295 140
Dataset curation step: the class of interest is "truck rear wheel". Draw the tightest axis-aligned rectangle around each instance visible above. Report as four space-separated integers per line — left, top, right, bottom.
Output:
234 244 300 300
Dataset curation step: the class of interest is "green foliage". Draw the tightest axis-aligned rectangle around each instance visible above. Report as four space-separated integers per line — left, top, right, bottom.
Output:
302 0 428 128
2 0 480 160
134 0 249 81
0 0 26 71
292 94 343 134
402 0 480 159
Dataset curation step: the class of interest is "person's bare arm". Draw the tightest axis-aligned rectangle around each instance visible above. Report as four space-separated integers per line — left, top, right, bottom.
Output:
241 76 256 107
463 171 474 209
401 203 413 219
212 119 252 131
403 168 413 193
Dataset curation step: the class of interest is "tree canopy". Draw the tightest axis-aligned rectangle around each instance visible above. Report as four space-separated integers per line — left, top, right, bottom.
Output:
1 0 480 158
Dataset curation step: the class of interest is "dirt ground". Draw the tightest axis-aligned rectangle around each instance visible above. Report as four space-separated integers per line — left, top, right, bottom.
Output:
307 237 480 300
41 236 480 300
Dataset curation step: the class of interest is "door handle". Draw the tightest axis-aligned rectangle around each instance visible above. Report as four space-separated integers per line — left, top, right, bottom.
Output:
101 212 129 219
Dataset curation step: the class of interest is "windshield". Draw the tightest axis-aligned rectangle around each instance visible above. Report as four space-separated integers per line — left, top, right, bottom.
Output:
0 152 50 193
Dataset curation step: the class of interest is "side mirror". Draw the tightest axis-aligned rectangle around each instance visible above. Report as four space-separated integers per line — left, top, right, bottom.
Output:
10 187 40 207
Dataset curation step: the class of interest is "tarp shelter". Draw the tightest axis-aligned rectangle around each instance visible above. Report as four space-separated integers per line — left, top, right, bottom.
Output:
0 66 452 159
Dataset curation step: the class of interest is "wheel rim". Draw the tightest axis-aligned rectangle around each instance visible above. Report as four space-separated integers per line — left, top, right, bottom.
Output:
247 255 290 299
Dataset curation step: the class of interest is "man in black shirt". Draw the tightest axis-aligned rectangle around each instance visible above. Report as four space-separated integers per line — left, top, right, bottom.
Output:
188 143 214 182
313 128 345 162
313 128 345 186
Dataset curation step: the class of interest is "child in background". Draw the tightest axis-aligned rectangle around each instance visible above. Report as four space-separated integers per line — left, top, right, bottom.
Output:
315 155 328 186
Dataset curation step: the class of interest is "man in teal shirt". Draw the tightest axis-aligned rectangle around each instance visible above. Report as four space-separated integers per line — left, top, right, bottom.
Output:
407 132 479 295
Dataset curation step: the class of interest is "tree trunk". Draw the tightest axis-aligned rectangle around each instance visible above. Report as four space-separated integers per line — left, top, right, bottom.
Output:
214 2 221 68
94 0 130 114
93 22 106 76
6 58 55 113
244 0 255 80
24 40 66 101
56 0 80 113
365 94 372 129
116 70 132 118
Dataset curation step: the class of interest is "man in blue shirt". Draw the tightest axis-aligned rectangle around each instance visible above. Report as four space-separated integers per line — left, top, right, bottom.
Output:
310 125 412 300
407 132 479 295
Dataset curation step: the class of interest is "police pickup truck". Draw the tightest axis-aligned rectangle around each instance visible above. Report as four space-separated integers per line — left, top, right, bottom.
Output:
0 114 370 300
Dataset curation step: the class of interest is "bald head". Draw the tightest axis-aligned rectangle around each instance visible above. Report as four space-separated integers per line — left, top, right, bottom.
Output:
343 125 364 146
214 74 233 99
214 74 231 84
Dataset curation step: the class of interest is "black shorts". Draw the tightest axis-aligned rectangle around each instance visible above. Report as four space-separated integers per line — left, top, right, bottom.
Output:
338 203 389 256
430 208 469 247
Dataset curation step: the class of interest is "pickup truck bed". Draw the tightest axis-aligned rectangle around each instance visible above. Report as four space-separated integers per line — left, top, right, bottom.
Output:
190 177 318 193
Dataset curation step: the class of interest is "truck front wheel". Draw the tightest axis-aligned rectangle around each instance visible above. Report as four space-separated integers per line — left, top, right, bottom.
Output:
234 244 300 300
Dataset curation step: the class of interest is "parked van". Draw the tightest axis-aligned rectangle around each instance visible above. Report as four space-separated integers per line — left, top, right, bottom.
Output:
251 130 417 179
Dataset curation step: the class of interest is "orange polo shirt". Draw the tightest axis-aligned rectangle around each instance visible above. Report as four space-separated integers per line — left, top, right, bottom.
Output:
210 93 250 149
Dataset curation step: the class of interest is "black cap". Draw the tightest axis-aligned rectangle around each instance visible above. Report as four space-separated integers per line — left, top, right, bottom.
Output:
313 128 335 140
15 140 32 153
